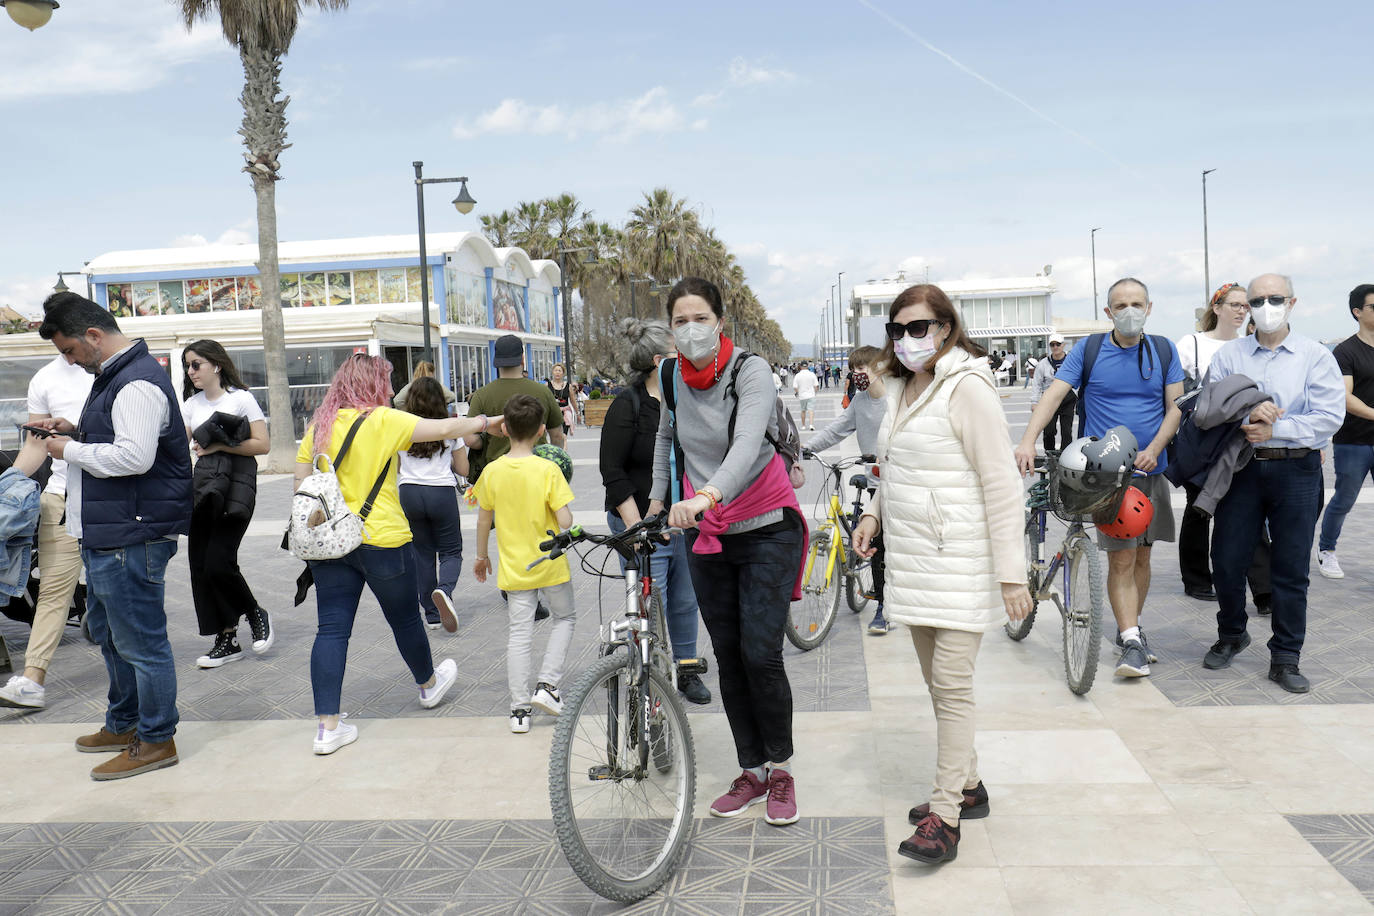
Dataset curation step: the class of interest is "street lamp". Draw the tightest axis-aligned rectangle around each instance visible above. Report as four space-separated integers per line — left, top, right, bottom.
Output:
1090 227 1102 317
412 160 475 367
52 270 90 301
628 277 652 318
1202 168 1216 309
836 270 845 350
2 1 58 31
556 244 598 379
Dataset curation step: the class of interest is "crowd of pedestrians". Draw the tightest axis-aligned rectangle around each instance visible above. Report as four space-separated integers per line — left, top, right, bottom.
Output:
3 271 1373 868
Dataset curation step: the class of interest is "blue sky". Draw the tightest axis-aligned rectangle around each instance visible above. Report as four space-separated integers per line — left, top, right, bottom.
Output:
3 0 1372 345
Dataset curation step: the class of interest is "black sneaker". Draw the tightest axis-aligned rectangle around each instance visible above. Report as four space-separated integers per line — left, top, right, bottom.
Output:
1203 632 1251 669
1268 663 1310 694
246 607 274 654
196 632 242 669
1254 596 1272 616
535 602 551 621
678 672 711 705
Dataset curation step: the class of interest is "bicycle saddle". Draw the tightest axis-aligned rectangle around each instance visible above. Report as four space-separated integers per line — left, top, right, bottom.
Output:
849 473 870 490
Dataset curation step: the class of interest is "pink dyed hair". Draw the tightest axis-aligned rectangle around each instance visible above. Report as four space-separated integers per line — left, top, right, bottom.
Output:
309 354 394 456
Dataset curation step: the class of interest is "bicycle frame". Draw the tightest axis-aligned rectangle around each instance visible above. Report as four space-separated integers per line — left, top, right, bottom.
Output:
1026 504 1088 607
801 456 873 590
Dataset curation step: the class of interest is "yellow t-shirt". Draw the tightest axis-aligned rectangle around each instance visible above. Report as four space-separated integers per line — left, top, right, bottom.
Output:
296 407 420 548
474 454 574 590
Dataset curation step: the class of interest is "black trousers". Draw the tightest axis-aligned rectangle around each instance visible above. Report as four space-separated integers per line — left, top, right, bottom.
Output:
686 515 803 769
1179 481 1271 601
1043 393 1076 453
189 501 258 636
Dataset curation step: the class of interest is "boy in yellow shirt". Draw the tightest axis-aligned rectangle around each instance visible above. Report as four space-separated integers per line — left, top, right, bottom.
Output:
473 394 576 734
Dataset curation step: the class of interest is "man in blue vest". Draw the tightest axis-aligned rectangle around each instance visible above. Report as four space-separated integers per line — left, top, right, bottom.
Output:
35 293 192 780
1014 278 1185 680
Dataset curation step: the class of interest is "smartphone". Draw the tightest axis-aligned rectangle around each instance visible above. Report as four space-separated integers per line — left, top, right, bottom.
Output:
21 424 54 439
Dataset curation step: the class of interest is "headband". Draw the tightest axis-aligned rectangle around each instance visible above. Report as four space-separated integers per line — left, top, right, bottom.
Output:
1209 282 1243 308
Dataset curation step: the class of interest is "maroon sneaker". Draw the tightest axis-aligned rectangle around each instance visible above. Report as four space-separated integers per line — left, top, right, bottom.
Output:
764 768 798 826
899 812 960 864
908 781 990 823
709 770 768 818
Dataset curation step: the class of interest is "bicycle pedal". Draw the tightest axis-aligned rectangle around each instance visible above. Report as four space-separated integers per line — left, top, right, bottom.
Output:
676 657 708 676
587 765 614 781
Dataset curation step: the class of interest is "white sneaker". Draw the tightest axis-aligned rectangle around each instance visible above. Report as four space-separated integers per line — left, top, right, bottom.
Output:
0 675 46 709
313 718 357 755
1318 550 1345 579
531 682 562 716
509 707 532 734
433 589 458 634
419 658 458 709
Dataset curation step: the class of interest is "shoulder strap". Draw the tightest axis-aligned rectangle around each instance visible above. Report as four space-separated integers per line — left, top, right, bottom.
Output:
1149 334 1175 414
659 357 678 418
331 413 370 469
357 458 392 522
1074 333 1107 426
725 351 784 452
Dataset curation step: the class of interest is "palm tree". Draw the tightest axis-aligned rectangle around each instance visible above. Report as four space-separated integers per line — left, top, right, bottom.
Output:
626 188 702 285
479 210 514 247
178 0 349 470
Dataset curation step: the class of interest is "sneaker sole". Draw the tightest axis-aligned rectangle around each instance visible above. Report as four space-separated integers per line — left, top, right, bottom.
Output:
250 630 275 655
531 697 561 716
313 731 358 755
897 841 958 864
1319 569 1345 579
0 694 45 709
764 809 799 826
709 794 767 818
867 627 889 636
1115 661 1151 678
90 755 179 781
75 739 133 754
510 723 531 734
434 590 459 633
196 653 243 669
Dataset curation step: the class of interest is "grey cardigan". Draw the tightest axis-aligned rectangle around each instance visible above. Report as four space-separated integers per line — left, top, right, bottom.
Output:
1192 373 1272 516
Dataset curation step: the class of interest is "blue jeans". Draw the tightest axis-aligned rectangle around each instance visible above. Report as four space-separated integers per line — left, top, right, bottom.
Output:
1319 443 1374 552
399 484 463 614
82 538 180 743
308 544 435 716
686 515 803 768
606 512 699 662
1211 452 1322 664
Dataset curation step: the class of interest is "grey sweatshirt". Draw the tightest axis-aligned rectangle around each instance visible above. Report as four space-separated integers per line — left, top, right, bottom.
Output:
651 350 781 533
806 389 886 458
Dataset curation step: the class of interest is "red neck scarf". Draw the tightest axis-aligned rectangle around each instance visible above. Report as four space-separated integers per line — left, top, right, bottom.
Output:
678 333 735 390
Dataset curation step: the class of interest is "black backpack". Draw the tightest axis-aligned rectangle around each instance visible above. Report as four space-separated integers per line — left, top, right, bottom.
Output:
1074 333 1175 439
660 351 805 488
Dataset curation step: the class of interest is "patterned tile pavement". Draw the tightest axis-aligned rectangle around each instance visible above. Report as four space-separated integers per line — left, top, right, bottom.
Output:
1287 815 1374 905
0 817 892 915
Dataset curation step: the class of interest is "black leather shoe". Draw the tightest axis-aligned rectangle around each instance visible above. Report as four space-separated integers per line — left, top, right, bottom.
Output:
1268 664 1310 694
1254 597 1272 616
1185 586 1217 601
1203 632 1251 669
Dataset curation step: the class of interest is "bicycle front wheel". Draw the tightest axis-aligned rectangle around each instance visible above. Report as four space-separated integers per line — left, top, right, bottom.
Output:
788 527 842 651
1061 537 1105 695
549 652 696 903
1005 513 1042 641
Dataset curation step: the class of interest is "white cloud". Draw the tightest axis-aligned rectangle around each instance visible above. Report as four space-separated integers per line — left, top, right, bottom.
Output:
453 87 693 141
728 57 796 87
0 0 230 102
0 275 64 317
692 91 725 108
402 56 467 72
169 222 255 249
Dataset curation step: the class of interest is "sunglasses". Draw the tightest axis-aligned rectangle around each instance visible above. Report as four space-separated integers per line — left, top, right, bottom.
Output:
885 319 944 341
1247 295 1289 308
187 360 208 370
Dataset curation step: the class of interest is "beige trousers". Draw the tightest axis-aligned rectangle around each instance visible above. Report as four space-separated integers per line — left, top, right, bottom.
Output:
910 625 983 825
25 492 82 671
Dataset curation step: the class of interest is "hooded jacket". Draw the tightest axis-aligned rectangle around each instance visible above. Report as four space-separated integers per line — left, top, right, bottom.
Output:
1165 373 1270 516
191 409 258 521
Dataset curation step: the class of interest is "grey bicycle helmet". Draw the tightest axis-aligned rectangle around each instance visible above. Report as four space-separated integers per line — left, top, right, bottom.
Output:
1056 436 1094 492
1081 425 1138 489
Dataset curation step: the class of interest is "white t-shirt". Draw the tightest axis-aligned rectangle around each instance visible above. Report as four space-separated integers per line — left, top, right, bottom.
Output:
1176 332 1233 382
793 369 819 399
772 371 782 391
181 387 265 434
26 356 95 496
397 440 461 487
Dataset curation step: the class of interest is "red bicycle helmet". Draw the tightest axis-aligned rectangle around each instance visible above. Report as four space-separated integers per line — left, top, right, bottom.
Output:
1096 485 1154 539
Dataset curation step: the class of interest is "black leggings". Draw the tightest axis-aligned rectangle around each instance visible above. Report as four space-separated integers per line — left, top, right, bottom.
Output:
189 501 257 636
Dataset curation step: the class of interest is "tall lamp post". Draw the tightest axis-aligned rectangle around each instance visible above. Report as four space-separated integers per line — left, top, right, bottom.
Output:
1202 168 1216 309
836 270 845 350
1090 227 1102 317
52 270 92 302
556 244 597 380
412 161 475 367
1 1 59 30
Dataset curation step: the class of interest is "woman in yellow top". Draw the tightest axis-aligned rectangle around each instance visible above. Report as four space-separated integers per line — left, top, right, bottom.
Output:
295 354 501 755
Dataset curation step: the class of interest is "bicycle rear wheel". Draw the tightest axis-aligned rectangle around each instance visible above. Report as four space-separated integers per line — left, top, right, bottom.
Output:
788 526 841 651
1005 512 1042 641
845 558 874 614
550 652 696 903
1061 536 1104 695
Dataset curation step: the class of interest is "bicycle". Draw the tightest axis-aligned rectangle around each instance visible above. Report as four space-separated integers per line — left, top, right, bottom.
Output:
1004 454 1121 695
529 513 707 903
790 451 878 650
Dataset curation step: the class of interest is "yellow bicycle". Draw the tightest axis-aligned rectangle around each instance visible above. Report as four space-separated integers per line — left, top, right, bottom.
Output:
790 452 877 651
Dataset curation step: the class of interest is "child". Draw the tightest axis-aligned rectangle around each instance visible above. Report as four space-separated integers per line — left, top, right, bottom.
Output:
803 345 892 635
473 394 577 734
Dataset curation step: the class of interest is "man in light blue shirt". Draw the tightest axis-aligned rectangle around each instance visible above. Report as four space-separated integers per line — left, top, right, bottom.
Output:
1201 273 1345 693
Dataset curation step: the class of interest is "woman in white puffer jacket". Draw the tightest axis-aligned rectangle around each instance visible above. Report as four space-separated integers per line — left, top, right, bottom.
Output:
854 284 1032 866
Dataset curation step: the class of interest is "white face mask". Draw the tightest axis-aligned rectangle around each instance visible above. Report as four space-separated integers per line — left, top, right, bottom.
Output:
673 321 719 363
1111 306 1147 337
1251 301 1290 334
893 334 938 371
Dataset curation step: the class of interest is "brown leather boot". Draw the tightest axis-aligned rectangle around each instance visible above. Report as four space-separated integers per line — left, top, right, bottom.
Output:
75 727 136 754
90 736 178 781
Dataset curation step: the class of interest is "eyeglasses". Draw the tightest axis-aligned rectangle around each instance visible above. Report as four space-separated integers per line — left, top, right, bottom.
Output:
1247 295 1289 308
885 319 944 341
187 360 207 370
1220 302 1249 312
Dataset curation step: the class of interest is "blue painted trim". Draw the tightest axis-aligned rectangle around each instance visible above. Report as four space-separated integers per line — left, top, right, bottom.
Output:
483 268 495 328
552 286 560 337
525 343 533 374
521 281 531 332
90 254 445 285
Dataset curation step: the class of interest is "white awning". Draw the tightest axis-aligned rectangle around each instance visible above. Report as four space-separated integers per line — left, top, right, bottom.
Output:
967 325 1054 338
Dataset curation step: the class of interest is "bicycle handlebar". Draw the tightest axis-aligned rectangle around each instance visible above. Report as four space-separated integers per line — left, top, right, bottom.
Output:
801 450 876 469
526 512 681 570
